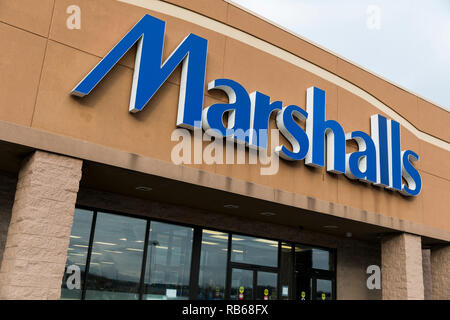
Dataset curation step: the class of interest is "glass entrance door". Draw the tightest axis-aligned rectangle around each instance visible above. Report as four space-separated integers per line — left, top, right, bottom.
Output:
295 273 312 300
314 278 333 300
230 268 253 300
229 267 277 300
295 274 334 300
256 271 277 300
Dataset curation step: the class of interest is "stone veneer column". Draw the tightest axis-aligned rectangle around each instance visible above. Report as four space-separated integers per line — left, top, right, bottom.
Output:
421 249 432 300
0 151 82 300
381 233 424 300
430 246 450 300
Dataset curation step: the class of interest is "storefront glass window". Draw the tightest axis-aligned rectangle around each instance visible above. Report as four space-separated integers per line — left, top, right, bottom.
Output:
198 230 228 300
316 279 333 300
256 271 277 300
60 207 336 300
142 221 193 300
230 234 278 267
312 249 331 270
230 268 253 300
84 212 146 300
295 245 333 271
60 208 94 300
279 242 293 300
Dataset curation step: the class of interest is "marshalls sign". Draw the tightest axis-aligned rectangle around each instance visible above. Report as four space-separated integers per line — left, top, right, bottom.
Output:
72 14 422 197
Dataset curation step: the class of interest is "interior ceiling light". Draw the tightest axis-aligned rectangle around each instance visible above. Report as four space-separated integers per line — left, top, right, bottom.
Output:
201 241 219 246
203 230 226 235
223 204 239 209
254 238 278 245
135 186 152 191
259 211 276 216
94 241 116 246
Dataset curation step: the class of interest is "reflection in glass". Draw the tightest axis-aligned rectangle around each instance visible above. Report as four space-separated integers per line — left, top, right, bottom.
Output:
143 222 193 300
312 249 331 270
231 235 278 267
60 208 93 300
316 279 332 300
198 230 228 300
295 245 332 271
85 212 146 300
279 243 293 300
296 274 312 300
257 271 277 300
230 268 253 300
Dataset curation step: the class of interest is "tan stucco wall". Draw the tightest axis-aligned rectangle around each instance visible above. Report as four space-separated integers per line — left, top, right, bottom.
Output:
0 0 449 240
336 240 381 300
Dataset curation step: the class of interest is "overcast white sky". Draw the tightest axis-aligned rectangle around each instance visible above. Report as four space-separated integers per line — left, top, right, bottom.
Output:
233 0 450 111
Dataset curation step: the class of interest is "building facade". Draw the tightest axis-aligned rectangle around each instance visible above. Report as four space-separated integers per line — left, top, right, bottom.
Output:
0 0 448 300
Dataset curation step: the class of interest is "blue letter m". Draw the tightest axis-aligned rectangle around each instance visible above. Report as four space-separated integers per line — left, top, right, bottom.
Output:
71 14 208 129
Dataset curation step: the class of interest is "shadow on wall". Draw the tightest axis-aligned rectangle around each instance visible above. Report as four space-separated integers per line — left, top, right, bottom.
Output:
0 171 18 267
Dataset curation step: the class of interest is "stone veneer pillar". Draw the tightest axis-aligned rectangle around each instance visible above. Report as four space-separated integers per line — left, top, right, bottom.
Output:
0 151 82 299
430 246 450 300
381 233 424 300
421 249 432 300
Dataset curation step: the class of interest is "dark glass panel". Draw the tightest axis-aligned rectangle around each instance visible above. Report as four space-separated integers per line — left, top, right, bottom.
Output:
295 245 333 271
279 242 293 300
230 235 278 267
142 221 193 300
198 230 228 300
230 268 253 300
60 208 93 300
256 271 277 300
315 279 333 300
84 212 146 300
